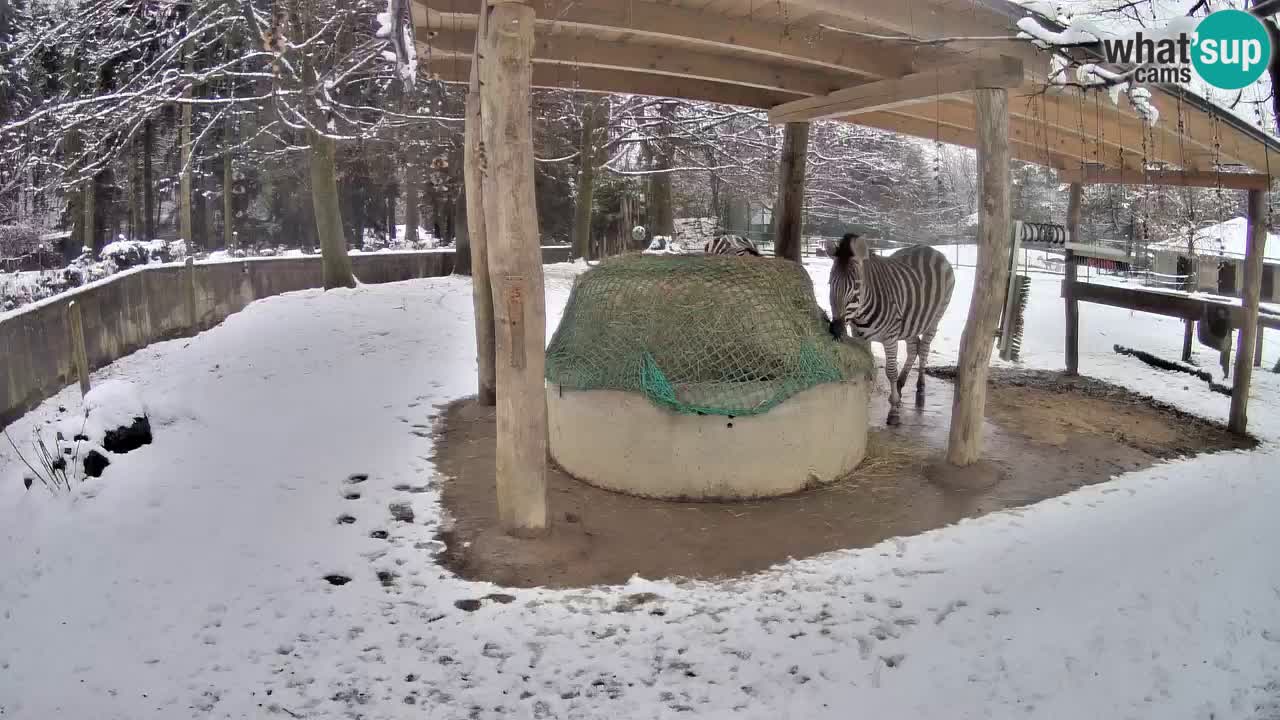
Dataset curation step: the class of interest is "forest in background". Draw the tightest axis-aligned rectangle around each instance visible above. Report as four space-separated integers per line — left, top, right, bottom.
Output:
0 0 1267 273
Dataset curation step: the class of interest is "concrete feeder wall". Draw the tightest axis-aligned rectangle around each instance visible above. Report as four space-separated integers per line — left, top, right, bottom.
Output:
546 379 870 501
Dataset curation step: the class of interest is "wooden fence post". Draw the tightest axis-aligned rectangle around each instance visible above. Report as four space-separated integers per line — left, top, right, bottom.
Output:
773 121 809 262
1228 188 1266 435
465 0 497 406
480 0 548 535
184 256 197 329
945 87 1010 468
67 300 91 397
1064 182 1082 375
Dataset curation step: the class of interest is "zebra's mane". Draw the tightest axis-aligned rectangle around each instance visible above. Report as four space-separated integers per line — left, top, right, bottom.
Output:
832 232 860 261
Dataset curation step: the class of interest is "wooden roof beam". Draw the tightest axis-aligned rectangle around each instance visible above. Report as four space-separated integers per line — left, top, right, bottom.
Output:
424 56 802 109
851 110 1084 170
768 56 1024 124
1057 167 1273 190
884 97 1145 170
420 27 856 97
417 1 917 80
1019 88 1242 169
788 0 1024 45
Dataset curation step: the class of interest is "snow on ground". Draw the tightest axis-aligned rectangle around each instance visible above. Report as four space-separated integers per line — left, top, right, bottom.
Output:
1 251 1279 719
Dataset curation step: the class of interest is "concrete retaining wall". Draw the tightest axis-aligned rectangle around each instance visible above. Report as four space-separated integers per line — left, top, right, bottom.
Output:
1 246 572 429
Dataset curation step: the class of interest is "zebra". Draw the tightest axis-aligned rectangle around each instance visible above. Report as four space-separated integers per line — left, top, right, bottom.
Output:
702 234 761 257
827 232 955 426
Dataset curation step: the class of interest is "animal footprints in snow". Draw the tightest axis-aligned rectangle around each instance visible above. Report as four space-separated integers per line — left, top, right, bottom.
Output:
935 599 968 625
881 653 905 669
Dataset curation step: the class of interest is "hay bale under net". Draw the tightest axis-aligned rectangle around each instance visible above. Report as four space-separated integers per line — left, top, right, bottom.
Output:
546 254 875 416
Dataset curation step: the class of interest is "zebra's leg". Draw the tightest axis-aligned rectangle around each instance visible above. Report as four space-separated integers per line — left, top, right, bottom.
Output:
883 340 902 426
898 338 920 396
915 327 937 406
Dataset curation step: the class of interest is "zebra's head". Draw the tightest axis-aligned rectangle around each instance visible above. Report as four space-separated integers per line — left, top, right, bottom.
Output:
826 232 869 339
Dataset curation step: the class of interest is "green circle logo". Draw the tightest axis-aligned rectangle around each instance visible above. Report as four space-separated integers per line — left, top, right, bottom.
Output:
1192 9 1273 90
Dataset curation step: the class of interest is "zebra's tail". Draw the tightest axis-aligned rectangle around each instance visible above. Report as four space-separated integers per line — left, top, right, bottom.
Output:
833 232 859 260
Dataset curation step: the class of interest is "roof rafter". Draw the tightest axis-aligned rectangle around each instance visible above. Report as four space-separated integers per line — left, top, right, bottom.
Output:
1058 167 1273 190
769 56 1025 124
420 27 858 97
418 2 916 80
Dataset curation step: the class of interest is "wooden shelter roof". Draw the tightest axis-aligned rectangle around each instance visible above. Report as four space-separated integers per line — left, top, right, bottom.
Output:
412 0 1280 181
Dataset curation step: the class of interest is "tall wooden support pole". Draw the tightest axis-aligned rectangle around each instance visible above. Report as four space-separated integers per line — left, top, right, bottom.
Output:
946 88 1011 467
773 122 809 262
1182 321 1195 362
464 0 496 405
480 0 548 535
1064 182 1082 375
1228 189 1266 435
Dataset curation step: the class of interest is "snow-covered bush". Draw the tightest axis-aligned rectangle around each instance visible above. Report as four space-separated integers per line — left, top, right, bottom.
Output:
99 237 190 271
4 424 89 494
1 263 87 312
361 226 437 252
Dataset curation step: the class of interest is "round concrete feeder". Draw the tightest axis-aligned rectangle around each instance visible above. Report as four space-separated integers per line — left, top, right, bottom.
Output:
546 379 870 501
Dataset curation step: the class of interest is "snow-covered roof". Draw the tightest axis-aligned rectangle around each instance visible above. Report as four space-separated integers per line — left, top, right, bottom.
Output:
1151 217 1280 261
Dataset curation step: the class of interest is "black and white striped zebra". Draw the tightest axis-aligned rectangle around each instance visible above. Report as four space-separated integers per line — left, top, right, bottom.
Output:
827 232 955 426
702 234 761 257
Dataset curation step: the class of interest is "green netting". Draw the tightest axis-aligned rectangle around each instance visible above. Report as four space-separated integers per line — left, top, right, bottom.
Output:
545 254 875 416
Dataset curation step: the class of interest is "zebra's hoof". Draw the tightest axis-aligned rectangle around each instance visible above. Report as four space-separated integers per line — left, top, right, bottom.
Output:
886 413 901 427
914 393 926 408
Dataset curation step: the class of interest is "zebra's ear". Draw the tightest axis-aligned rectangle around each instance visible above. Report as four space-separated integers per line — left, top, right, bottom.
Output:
852 235 869 262
822 239 837 257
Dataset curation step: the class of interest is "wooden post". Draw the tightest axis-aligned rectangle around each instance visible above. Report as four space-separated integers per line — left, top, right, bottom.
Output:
1064 182 1082 375
480 0 548 535
1228 188 1266 435
83 176 96 252
773 121 809 262
179 10 195 249
223 150 235 250
184 257 197 329
1182 321 1194 362
67 301 91 397
571 97 604 262
946 88 1010 467
464 0 497 406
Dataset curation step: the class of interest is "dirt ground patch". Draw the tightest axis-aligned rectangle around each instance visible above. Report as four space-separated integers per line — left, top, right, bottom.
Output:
433 368 1254 588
